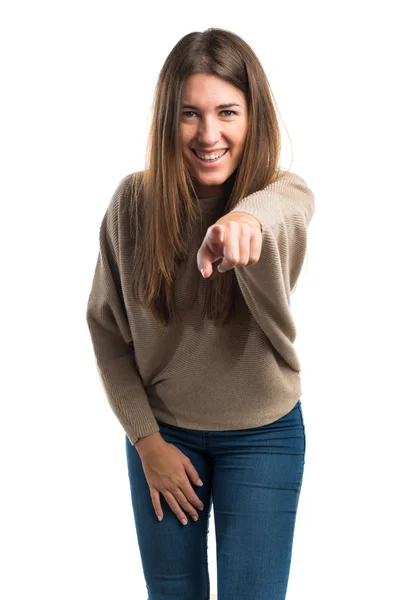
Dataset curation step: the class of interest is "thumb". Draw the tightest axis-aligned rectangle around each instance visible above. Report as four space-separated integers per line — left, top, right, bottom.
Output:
198 224 225 279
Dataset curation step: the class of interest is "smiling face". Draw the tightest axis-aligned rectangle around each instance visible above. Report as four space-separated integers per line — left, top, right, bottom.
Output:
179 73 249 199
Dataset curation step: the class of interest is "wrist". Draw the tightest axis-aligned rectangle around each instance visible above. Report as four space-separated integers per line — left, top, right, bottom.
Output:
227 211 263 232
135 431 163 454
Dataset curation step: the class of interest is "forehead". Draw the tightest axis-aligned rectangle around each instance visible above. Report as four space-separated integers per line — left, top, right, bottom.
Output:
182 73 245 107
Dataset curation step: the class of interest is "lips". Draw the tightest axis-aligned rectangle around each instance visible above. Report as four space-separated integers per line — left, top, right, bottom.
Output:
191 149 228 158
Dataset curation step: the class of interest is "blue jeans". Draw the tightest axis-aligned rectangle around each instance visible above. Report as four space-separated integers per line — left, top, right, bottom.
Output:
125 398 306 600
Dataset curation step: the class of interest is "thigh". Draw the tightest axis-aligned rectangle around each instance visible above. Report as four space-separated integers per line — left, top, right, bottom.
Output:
212 400 306 600
125 424 213 600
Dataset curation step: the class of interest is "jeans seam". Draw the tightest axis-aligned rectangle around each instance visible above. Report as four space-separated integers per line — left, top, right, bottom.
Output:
297 403 306 457
202 498 210 600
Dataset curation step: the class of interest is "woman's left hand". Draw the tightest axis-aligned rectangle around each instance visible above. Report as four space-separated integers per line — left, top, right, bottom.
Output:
197 212 263 278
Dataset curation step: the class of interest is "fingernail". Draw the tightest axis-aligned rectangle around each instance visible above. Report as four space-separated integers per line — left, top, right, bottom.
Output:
200 267 206 278
218 266 225 273
181 518 188 525
197 479 203 486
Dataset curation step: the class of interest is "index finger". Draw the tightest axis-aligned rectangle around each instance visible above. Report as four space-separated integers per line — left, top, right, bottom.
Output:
197 224 225 276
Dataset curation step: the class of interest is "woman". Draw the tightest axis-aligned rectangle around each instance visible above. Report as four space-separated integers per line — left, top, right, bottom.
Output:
86 27 315 600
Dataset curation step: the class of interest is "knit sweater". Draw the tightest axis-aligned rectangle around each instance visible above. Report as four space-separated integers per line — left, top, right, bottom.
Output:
86 170 315 446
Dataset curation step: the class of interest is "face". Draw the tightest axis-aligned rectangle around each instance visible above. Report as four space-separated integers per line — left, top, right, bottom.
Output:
179 73 248 199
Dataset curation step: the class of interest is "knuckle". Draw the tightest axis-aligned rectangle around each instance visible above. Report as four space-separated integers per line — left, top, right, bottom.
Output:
190 495 203 511
182 498 192 512
168 498 179 513
182 499 196 516
188 491 199 503
176 504 187 518
175 478 186 490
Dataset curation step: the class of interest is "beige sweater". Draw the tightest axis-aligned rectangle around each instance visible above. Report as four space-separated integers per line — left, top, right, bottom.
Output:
86 170 315 446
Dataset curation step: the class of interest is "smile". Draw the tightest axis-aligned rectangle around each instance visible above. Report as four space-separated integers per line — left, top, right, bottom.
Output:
191 149 228 167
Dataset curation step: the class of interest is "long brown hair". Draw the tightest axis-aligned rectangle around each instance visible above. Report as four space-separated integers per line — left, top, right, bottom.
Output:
128 27 291 328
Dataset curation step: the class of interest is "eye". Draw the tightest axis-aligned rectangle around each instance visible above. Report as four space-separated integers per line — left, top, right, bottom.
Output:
182 110 237 118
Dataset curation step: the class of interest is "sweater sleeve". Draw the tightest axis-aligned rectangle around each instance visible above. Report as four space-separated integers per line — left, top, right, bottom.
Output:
86 176 160 446
228 170 315 373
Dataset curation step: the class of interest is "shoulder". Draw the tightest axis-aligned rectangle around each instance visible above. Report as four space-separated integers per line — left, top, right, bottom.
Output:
240 168 315 211
102 171 144 253
275 169 314 195
271 169 315 218
107 171 143 216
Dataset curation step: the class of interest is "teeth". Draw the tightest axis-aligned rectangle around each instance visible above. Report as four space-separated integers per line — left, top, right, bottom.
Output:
194 150 226 161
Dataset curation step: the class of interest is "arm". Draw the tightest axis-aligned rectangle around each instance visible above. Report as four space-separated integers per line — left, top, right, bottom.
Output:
135 431 165 456
227 170 315 372
86 175 160 447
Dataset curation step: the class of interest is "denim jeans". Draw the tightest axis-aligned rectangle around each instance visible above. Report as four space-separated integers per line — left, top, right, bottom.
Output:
125 398 306 600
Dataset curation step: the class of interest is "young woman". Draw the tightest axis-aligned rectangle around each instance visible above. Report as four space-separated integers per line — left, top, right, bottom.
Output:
86 27 315 600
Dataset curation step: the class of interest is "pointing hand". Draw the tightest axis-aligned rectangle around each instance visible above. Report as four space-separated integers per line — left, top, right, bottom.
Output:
197 212 263 278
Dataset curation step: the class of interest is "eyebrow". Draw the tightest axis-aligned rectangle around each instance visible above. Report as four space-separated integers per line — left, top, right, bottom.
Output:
182 103 242 110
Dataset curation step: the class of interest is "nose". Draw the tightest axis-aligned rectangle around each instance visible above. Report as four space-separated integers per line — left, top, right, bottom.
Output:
196 115 222 147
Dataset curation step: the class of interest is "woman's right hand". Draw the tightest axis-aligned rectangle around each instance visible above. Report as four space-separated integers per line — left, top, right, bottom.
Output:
137 437 205 524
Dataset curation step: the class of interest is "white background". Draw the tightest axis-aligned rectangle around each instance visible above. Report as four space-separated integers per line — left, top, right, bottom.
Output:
1 1 399 599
